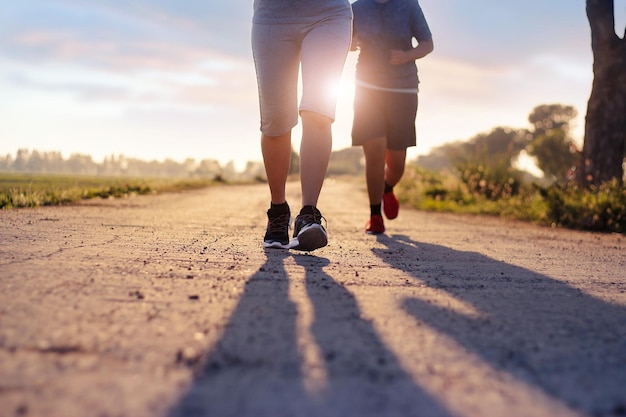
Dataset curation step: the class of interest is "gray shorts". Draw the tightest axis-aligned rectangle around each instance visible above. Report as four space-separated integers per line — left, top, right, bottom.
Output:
252 16 352 136
351 86 418 150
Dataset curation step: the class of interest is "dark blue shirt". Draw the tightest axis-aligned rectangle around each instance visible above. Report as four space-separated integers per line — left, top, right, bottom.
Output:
352 0 432 89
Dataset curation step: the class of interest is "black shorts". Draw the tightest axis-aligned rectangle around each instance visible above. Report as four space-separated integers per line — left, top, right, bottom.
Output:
351 86 418 150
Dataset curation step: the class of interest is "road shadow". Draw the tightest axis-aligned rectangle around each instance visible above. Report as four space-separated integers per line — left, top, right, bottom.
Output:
293 254 449 417
373 234 626 417
169 250 451 417
169 250 306 417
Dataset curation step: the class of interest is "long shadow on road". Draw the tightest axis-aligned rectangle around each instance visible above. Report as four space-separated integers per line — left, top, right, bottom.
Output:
373 234 626 417
170 250 451 417
169 250 305 417
295 254 448 417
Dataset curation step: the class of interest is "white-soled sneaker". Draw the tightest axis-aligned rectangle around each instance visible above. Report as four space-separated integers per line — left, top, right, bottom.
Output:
289 207 327 252
263 206 291 249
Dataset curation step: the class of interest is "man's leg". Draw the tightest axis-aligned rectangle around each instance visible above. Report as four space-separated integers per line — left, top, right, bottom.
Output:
362 137 388 205
381 148 406 220
362 137 387 234
384 148 407 188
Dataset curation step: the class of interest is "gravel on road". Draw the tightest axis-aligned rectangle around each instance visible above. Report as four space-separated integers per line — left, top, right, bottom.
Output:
1 179 625 417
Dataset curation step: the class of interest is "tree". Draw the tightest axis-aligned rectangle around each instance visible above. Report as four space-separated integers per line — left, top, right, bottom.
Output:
527 104 579 182
529 130 578 182
528 104 577 137
0 154 12 171
196 159 223 179
579 0 626 185
444 127 529 199
13 149 30 172
445 127 529 169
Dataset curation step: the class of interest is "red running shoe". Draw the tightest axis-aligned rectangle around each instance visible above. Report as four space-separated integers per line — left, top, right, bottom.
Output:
383 191 399 219
365 214 385 235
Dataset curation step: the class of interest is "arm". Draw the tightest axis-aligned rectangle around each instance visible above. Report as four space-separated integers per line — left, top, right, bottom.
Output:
389 38 434 65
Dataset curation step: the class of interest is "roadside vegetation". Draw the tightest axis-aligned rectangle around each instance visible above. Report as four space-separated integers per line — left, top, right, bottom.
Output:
399 104 625 234
0 173 219 209
397 166 625 234
2 102 624 233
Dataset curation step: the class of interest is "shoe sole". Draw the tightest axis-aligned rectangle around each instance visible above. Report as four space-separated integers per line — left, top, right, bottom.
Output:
263 240 290 249
383 206 398 220
383 195 399 220
289 224 327 252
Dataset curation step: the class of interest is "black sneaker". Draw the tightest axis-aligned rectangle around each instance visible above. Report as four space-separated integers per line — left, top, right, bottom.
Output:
263 205 291 249
289 206 327 252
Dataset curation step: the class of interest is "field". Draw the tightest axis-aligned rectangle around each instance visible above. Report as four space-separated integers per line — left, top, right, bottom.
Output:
0 172 217 209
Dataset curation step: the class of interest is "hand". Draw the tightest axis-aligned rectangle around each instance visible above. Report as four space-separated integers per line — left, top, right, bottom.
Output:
390 49 408 65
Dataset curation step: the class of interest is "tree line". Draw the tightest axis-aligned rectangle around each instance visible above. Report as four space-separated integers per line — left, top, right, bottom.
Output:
3 100 623 186
415 104 593 196
0 150 267 182
0 103 610 184
0 146 367 180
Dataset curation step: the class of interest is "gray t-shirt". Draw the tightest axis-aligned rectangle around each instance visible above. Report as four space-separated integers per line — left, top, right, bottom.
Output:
352 0 432 89
253 0 352 24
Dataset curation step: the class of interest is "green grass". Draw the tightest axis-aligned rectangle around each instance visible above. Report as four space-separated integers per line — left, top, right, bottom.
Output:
0 173 218 209
397 166 625 234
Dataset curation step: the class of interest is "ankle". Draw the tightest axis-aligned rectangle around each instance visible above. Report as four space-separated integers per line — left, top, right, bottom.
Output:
269 201 290 216
299 205 317 216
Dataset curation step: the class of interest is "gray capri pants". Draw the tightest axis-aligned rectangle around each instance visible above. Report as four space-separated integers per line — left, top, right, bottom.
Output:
252 16 352 137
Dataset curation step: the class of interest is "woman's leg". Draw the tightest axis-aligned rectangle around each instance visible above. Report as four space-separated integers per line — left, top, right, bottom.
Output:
261 131 292 205
252 23 300 205
299 111 332 207
299 16 351 208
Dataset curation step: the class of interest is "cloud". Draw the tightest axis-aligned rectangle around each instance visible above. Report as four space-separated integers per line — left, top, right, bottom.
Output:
5 53 257 110
0 0 257 114
6 27 240 72
422 0 589 66
1 0 253 62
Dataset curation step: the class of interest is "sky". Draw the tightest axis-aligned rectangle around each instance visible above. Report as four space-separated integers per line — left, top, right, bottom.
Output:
1 1 625 170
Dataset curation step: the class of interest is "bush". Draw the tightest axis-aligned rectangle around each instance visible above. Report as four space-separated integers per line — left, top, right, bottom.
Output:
456 161 523 200
398 165 625 234
539 179 625 233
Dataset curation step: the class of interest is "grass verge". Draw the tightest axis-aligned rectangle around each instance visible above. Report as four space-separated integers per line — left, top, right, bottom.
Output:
0 173 218 209
397 166 625 234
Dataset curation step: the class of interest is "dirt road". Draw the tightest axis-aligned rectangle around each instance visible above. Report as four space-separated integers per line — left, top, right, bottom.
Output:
1 178 625 417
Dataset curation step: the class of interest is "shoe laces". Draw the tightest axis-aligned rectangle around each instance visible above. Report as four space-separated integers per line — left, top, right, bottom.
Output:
297 211 327 229
267 212 291 234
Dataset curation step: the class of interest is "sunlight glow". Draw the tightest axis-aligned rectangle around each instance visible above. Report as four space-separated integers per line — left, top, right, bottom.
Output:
514 150 545 178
